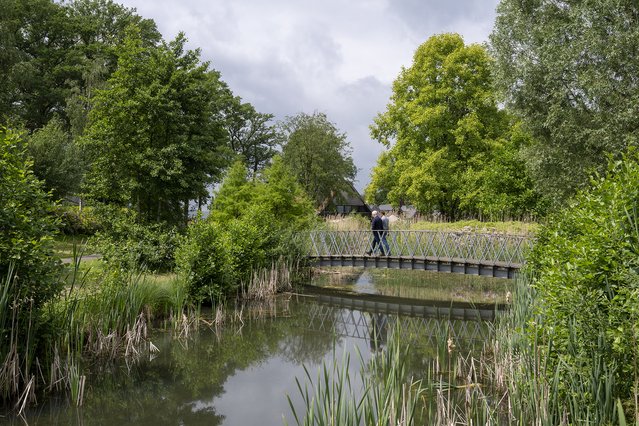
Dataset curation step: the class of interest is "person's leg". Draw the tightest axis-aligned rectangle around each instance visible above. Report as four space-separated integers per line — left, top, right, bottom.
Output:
372 234 381 254
382 234 390 255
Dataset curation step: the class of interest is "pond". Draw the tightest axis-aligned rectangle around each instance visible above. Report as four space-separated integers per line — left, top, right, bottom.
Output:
7 269 511 425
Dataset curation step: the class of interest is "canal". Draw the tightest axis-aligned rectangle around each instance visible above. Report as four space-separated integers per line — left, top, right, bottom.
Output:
7 269 512 425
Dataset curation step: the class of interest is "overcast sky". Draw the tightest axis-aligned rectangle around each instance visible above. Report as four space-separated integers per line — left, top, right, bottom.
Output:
116 0 501 192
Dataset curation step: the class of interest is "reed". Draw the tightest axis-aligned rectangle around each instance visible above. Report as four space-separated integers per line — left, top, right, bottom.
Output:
286 326 426 426
242 259 295 300
1 254 194 412
0 264 37 411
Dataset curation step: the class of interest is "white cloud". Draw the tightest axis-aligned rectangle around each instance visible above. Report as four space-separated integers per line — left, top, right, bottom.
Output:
116 0 499 191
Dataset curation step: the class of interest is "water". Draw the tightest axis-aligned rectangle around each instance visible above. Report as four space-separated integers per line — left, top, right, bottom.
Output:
4 270 510 425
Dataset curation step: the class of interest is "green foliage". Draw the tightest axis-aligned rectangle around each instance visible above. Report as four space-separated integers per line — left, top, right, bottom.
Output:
210 160 255 223
0 128 62 309
28 116 85 200
253 155 317 231
0 0 160 131
177 159 317 302
0 127 62 402
174 216 232 303
54 205 101 236
223 95 280 177
93 206 179 273
368 33 540 219
490 0 639 206
83 26 229 226
527 151 639 406
280 112 357 209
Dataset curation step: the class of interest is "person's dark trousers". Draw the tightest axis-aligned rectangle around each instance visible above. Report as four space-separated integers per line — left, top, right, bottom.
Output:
372 231 384 255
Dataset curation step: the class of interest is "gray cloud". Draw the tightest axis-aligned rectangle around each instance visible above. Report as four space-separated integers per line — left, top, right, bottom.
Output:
116 0 499 192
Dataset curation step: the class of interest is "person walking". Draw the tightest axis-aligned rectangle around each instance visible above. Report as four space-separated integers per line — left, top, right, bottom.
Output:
366 210 385 255
380 211 390 256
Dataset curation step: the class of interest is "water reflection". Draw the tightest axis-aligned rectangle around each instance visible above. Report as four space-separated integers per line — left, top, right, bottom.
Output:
311 268 512 304
6 271 506 426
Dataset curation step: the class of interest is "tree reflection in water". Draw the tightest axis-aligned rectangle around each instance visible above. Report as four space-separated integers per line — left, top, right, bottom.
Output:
10 276 499 425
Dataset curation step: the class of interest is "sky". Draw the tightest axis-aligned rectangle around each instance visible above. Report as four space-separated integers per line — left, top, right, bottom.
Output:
116 0 501 192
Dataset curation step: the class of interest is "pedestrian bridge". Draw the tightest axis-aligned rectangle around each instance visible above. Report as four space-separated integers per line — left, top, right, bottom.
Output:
300 230 533 279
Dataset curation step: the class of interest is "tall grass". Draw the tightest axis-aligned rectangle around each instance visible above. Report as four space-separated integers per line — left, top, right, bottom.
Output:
323 214 538 236
288 271 637 425
242 259 296 300
0 257 192 413
480 273 635 424
0 264 37 410
286 326 426 426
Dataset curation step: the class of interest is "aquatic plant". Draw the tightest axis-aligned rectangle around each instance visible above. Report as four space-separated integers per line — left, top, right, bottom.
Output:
286 327 426 426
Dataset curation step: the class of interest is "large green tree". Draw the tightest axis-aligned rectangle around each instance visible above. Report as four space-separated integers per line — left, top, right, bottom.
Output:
223 95 280 178
369 33 537 219
490 0 639 205
280 112 357 210
0 0 159 132
83 27 229 225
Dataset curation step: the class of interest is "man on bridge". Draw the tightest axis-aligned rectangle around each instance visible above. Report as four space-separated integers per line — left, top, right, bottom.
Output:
365 210 386 256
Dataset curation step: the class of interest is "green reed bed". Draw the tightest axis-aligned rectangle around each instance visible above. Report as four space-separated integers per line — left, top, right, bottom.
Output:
480 273 636 425
286 329 426 426
0 259 192 414
288 272 638 425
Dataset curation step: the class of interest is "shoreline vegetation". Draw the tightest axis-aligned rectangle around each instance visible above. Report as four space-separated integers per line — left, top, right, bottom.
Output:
4 0 639 422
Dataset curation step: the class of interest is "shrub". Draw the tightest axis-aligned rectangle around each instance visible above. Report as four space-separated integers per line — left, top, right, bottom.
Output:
175 216 232 303
176 159 317 303
527 151 639 407
93 206 179 273
54 205 101 235
0 128 62 310
0 128 62 401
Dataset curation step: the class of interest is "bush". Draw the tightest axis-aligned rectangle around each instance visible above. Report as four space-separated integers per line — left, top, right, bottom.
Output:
176 158 317 303
0 128 62 401
175 216 232 303
0 128 62 309
54 205 101 235
93 206 179 273
527 151 639 406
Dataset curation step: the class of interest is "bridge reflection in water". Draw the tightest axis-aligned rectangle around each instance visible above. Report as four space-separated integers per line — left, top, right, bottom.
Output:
304 289 500 351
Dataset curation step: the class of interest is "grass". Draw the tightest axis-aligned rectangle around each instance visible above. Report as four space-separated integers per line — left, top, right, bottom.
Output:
324 215 539 235
287 327 427 426
0 258 192 413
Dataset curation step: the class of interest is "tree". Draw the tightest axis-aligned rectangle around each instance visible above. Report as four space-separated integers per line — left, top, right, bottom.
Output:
83 27 229 225
369 33 535 219
223 95 280 178
280 112 357 209
0 0 160 132
490 0 639 206
210 160 255 223
27 116 84 200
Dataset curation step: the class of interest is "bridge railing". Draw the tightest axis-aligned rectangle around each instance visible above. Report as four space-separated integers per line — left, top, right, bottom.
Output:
299 230 534 267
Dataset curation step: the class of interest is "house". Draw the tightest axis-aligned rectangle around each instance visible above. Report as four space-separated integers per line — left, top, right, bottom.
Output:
321 183 371 216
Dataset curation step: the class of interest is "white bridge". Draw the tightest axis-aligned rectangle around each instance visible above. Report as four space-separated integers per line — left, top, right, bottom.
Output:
300 230 533 279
